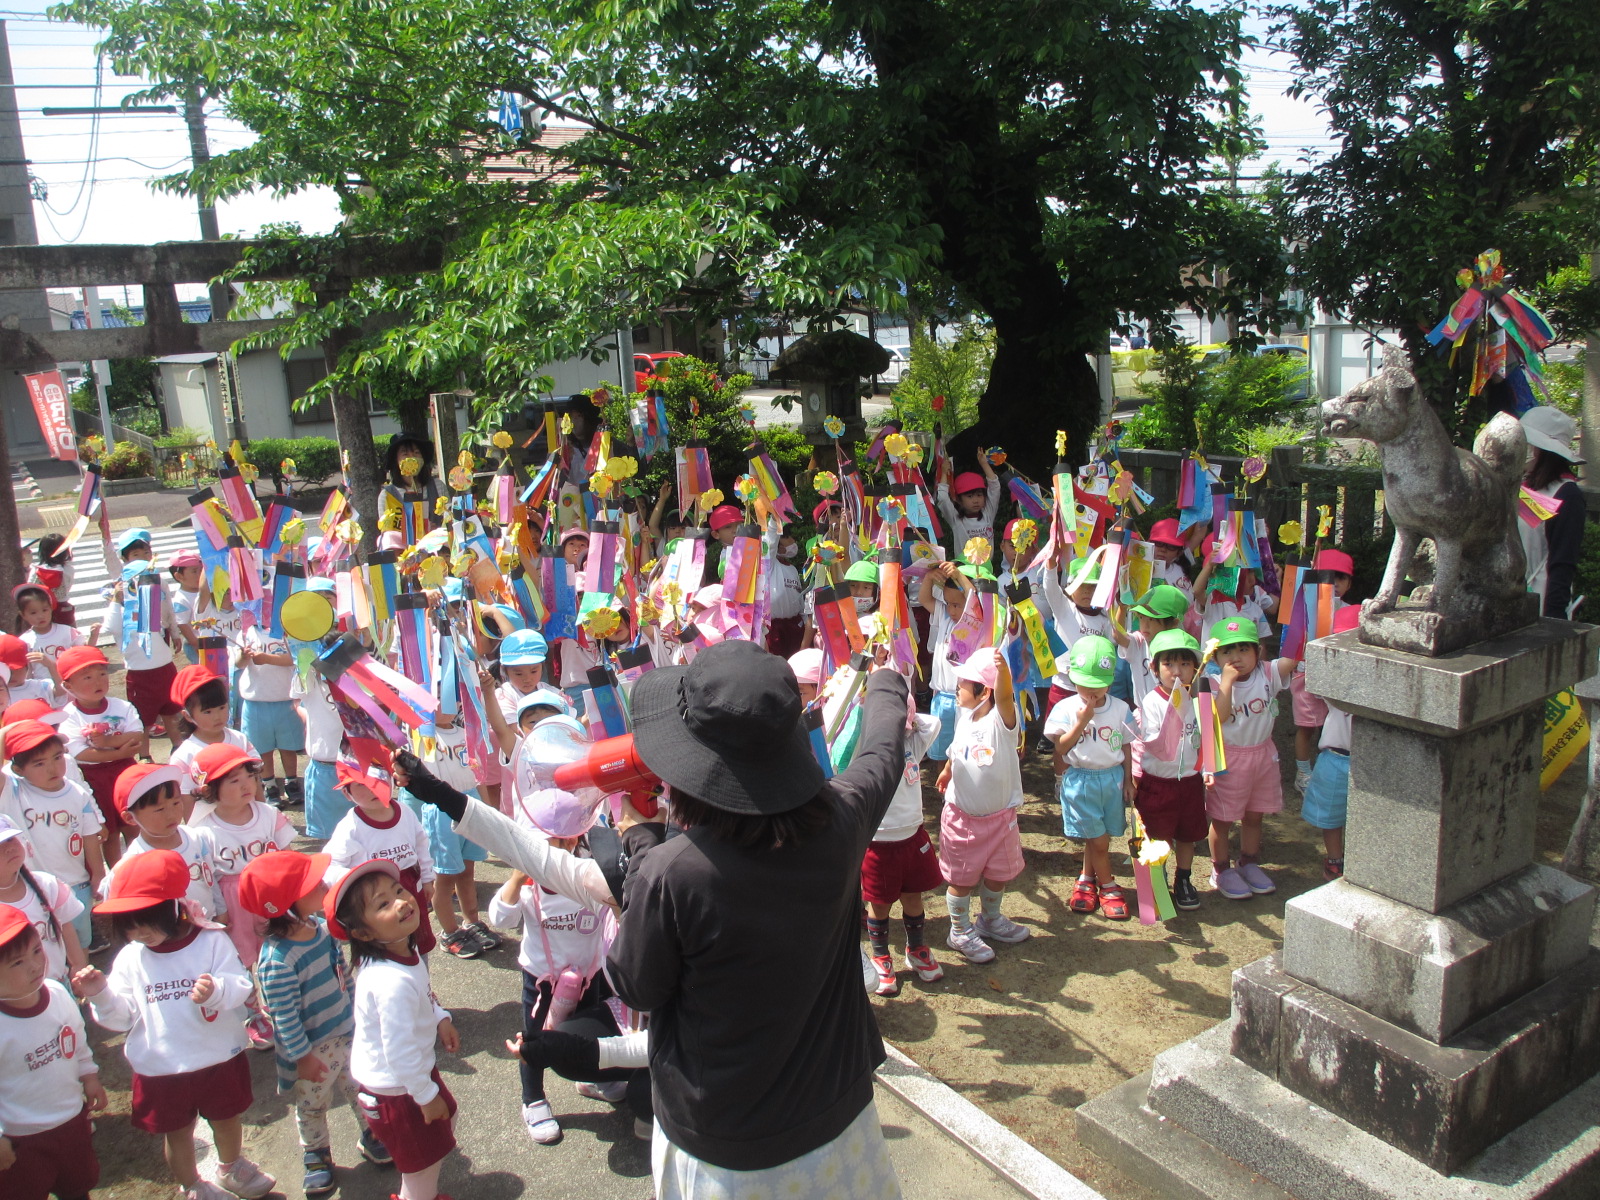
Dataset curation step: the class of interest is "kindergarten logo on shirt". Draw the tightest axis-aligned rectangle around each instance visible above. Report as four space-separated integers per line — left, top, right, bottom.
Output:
24 1024 76 1071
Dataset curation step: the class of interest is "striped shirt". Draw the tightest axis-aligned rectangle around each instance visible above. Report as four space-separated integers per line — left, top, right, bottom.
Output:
256 917 354 1092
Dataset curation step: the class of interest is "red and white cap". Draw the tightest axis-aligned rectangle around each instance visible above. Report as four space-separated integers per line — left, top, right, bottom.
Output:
170 665 222 708
0 903 32 952
190 742 261 789
56 646 108 683
0 634 28 676
239 851 331 919
2 698 61 727
114 763 185 816
323 859 401 941
95 848 190 914
3 719 59 760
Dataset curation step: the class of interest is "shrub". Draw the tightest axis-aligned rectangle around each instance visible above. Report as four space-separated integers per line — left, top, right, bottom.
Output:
155 425 211 449
1121 349 1308 454
116 407 164 438
888 323 993 438
244 436 343 490
100 440 154 480
598 356 756 495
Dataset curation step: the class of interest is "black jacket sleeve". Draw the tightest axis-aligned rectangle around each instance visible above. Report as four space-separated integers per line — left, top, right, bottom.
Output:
1544 481 1587 617
827 671 910 841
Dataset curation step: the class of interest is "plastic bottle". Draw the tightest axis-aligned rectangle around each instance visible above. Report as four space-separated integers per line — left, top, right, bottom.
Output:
543 968 585 1031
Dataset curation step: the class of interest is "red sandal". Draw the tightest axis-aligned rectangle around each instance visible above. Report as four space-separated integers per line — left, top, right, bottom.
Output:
1099 884 1130 920
1069 877 1099 914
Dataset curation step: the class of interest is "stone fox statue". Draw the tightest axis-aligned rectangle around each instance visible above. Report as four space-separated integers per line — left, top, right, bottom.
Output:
1319 346 1525 624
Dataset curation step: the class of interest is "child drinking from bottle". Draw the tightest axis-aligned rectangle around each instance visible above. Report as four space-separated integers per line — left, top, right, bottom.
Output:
1132 629 1206 910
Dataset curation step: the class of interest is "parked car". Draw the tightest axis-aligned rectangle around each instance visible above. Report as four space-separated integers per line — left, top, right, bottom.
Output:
633 350 685 392
877 345 910 387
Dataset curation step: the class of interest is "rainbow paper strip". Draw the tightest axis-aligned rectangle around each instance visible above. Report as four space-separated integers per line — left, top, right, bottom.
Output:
367 551 398 625
723 526 763 607
189 490 231 551
491 467 516 526
197 636 229 680
945 582 992 666
812 586 852 673
586 666 629 739
877 559 906 634
675 442 713 510
1518 485 1563 527
319 490 350 537
1195 678 1224 777
269 563 305 638
543 403 560 455
218 467 261 527
545 556 579 642
257 496 293 559
1008 476 1050 523
582 523 620 599
806 709 835 779
395 593 433 698
509 567 546 628
1276 558 1302 624
520 457 559 512
745 440 801 524
227 538 263 603
1009 581 1058 678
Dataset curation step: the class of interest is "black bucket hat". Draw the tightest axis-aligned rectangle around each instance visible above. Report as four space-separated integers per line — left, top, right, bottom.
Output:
630 640 823 815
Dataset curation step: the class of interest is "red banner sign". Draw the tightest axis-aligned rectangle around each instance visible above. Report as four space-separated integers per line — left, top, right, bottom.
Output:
22 371 77 461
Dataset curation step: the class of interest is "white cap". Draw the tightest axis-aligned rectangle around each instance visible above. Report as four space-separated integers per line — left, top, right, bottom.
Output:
1522 406 1583 464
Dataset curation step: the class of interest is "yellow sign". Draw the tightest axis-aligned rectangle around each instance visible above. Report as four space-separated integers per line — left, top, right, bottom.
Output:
1542 688 1589 791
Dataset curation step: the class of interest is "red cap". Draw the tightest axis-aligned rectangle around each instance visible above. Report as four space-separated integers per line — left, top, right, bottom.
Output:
0 903 31 952
10 583 51 608
812 498 840 525
323 859 401 941
2 699 60 727
239 850 331 919
1333 605 1360 635
4 719 59 760
190 742 260 789
168 550 202 570
171 665 222 708
1148 518 1186 548
708 504 742 533
0 634 27 675
95 848 191 913
1314 548 1355 577
56 646 108 683
334 760 392 806
114 764 184 816
952 471 985 496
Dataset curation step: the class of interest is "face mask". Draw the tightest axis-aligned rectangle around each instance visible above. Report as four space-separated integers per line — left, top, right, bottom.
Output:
854 596 875 614
778 546 797 560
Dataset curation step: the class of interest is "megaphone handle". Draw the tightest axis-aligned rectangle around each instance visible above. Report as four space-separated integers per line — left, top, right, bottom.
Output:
631 788 659 820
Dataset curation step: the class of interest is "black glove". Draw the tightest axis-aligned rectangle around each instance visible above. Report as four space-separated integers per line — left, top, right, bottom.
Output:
393 749 468 822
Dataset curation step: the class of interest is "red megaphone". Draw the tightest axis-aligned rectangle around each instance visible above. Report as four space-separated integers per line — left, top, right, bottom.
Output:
552 734 662 818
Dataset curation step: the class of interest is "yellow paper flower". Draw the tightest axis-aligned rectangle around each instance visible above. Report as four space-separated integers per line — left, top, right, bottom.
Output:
496 548 520 574
1316 504 1334 539
963 536 992 565
637 597 661 627
604 455 638 480
823 416 845 439
377 511 403 533
813 471 839 496
733 475 759 501
884 432 910 461
1010 519 1038 553
697 488 724 512
559 413 574 436
491 431 513 450
434 496 450 516
814 539 844 564
280 458 296 476
448 465 473 492
418 556 447 589
335 518 363 544
450 550 476 576
238 462 259 485
278 518 305 546
903 443 924 469
399 455 424 479
583 607 622 639
456 450 475 470
1278 521 1304 547
661 582 684 607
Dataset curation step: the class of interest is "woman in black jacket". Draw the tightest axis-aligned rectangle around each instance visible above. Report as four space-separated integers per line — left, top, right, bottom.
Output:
1519 406 1587 618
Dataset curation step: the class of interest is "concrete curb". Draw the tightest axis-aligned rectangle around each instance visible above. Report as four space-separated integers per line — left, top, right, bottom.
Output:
876 1045 1108 1200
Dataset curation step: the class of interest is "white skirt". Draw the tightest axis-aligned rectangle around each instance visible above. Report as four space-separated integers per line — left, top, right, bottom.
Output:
653 1100 902 1200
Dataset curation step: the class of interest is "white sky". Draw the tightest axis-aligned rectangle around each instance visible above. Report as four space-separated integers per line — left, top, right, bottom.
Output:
9 5 1338 259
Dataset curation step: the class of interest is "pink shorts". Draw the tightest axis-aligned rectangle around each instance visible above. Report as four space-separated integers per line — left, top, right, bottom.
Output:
1205 740 1283 823
939 806 1025 888
1290 672 1327 727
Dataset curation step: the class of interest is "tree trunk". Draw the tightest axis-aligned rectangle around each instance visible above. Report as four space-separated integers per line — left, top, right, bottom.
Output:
315 292 381 557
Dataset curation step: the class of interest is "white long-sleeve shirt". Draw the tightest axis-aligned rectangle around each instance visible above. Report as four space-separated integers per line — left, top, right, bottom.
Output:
935 475 1001 548
458 798 613 911
350 953 449 1103
87 926 251 1077
488 882 610 985
0 979 97 1137
323 804 434 888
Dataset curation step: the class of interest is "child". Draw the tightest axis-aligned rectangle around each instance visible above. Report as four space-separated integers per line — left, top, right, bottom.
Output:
0 633 58 712
169 666 259 814
28 532 77 627
329 858 462 1200
494 629 569 724
917 561 977 761
15 582 82 683
168 551 207 665
1301 606 1359 880
843 558 880 616
1045 636 1137 919
765 530 807 657
1290 549 1353 794
488 801 614 1146
0 817 88 986
936 450 1001 548
1131 629 1206 910
936 648 1028 964
293 578 350 837
1041 557 1117 710
1113 583 1189 708
1 719 105 949
241 850 390 1193
187 742 294 1045
403 703 497 959
1146 518 1196 601
56 646 142 866
109 762 228 922
1207 617 1296 900
102 558 182 755
863 703 946 996
0 905 106 1200
74 849 274 1200
323 755 438 956
238 608 304 808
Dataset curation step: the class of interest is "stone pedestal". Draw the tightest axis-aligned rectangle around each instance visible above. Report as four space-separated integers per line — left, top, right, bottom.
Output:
1079 619 1600 1200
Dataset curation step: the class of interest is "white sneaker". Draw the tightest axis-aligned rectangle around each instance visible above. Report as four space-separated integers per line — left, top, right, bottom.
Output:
946 924 996 964
214 1157 275 1199
974 912 1032 944
576 1079 630 1103
522 1099 563 1145
1294 768 1311 796
184 1183 231 1200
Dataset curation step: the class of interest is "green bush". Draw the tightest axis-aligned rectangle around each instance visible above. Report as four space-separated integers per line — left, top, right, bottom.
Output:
1572 520 1600 620
115 407 164 438
1541 355 1586 418
1120 349 1308 455
887 323 993 438
100 441 154 480
155 425 211 449
598 356 756 495
244 436 343 490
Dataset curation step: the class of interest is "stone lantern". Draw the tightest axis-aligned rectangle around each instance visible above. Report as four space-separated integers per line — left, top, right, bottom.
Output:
770 329 890 446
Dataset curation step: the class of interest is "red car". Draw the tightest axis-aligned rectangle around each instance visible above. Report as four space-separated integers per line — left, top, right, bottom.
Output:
633 351 685 392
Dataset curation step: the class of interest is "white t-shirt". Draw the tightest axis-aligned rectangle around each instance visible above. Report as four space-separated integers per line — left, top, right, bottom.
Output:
238 625 295 703
1153 559 1195 603
170 586 203 633
187 800 295 878
429 723 479 793
107 827 226 920
488 882 609 984
1134 687 1201 779
558 637 597 690
3 868 83 982
323 804 434 887
21 624 84 681
350 953 449 1102
944 704 1023 817
101 596 176 672
1320 702 1353 752
0 771 101 886
0 979 97 1138
1124 630 1157 708
169 730 257 794
874 713 941 843
86 926 251 1077
1219 664 1288 748
1044 694 1134 771
927 594 959 696
1203 590 1274 641
59 698 143 759
768 561 805 620
292 672 344 763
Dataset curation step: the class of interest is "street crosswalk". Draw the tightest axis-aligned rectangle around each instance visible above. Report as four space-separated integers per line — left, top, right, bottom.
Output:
53 525 201 645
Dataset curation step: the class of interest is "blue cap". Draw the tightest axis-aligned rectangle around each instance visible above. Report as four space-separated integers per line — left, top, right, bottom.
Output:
115 527 153 554
485 603 526 635
499 629 548 666
442 578 465 603
305 577 336 595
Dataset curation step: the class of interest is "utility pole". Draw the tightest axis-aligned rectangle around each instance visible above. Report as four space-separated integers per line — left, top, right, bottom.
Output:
82 285 115 453
184 88 246 445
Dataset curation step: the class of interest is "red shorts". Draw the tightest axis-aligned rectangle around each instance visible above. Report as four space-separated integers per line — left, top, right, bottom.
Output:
861 827 945 904
357 1073 457 1173
131 1051 253 1134
80 757 138 831
765 616 804 658
1134 772 1208 843
1047 683 1075 711
125 661 181 728
0 1106 99 1200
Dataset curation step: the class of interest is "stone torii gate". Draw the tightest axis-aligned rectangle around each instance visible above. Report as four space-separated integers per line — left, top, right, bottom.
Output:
0 237 442 601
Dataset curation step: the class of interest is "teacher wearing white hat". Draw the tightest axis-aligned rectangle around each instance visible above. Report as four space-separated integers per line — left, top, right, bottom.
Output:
1519 405 1586 617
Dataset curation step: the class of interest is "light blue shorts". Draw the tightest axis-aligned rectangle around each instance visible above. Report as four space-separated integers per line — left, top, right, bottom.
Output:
1301 749 1350 830
927 691 958 761
402 789 487 876
242 697 306 755
1109 655 1133 705
303 758 350 840
1058 764 1127 841
69 879 94 948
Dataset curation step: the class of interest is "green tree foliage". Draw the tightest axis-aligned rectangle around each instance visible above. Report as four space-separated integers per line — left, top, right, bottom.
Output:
1120 349 1308 455
1271 0 1600 425
57 0 1292 479
598 356 756 492
888 325 994 439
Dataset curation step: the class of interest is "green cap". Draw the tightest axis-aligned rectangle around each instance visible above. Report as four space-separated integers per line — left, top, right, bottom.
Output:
844 559 880 586
1148 628 1201 661
1132 583 1188 621
1066 557 1101 590
957 562 996 582
1068 634 1119 688
1208 616 1260 649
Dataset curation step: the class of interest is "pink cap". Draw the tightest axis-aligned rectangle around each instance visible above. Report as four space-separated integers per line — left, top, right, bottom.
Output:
708 504 742 532
952 471 985 496
787 648 824 686
1315 548 1355 577
954 653 998 689
1148 518 1185 548
377 530 404 551
560 527 590 544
